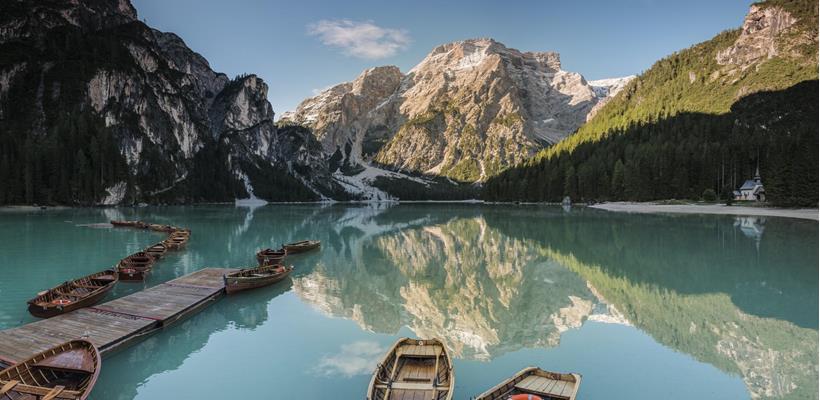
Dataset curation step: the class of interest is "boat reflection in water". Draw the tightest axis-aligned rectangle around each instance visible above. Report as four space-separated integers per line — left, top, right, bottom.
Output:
290 205 817 400
9 205 812 400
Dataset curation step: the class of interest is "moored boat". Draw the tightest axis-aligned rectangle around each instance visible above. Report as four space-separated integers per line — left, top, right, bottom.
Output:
117 252 155 281
0 339 101 400
149 224 175 233
223 264 293 294
282 240 320 254
27 269 119 318
133 221 150 229
144 242 168 260
256 248 287 265
367 338 453 400
163 234 189 250
474 367 581 400
109 220 138 227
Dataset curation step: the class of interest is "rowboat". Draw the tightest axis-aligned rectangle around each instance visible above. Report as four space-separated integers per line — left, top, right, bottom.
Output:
256 248 287 265
223 264 293 294
149 224 174 233
144 242 168 259
133 221 150 229
474 367 581 400
282 240 320 254
27 269 118 318
117 252 155 281
367 338 453 400
163 235 188 250
109 220 138 227
0 339 100 400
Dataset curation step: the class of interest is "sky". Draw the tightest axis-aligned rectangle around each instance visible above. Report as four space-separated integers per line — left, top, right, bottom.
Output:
132 0 752 116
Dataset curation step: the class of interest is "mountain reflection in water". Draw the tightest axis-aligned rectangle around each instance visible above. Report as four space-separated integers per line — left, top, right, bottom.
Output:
287 205 817 399
4 205 813 400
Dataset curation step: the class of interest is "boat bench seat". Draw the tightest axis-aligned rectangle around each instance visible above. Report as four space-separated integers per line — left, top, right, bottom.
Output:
374 382 448 391
515 375 574 399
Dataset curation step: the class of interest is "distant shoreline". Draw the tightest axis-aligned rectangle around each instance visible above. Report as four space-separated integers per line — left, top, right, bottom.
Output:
2 201 818 221
590 202 818 221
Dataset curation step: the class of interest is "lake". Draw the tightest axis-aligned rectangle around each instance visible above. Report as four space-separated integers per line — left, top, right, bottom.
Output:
0 204 816 399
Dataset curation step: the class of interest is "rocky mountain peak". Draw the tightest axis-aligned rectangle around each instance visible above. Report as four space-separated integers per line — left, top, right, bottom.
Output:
716 4 798 68
351 66 403 97
0 0 137 44
285 38 629 191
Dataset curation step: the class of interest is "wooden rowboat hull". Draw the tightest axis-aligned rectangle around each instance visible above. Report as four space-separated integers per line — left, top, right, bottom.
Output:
474 367 581 400
110 220 136 227
0 339 100 400
282 240 320 254
224 266 293 294
256 249 287 265
27 269 119 319
27 284 113 318
118 269 149 281
367 338 454 400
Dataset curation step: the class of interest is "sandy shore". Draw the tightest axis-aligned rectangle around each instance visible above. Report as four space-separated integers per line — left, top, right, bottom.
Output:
590 202 818 221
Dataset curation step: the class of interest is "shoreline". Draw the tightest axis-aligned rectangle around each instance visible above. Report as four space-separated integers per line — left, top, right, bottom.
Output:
589 202 818 221
3 201 818 221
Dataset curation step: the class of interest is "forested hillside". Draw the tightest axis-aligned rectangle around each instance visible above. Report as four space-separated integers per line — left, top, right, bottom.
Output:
484 0 818 206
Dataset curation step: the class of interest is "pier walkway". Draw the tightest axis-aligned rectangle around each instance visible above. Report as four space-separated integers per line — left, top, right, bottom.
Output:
0 267 236 365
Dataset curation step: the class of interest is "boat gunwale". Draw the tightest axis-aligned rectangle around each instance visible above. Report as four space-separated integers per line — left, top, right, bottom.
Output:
366 337 454 400
474 366 582 400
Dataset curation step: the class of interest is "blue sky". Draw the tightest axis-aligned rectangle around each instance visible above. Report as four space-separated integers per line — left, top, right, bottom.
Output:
132 0 752 115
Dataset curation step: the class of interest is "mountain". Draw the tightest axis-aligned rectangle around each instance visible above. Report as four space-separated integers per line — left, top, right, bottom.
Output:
0 0 347 205
484 0 818 206
283 39 632 189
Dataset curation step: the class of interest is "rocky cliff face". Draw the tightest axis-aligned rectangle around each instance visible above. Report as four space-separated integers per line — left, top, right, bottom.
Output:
283 39 631 183
0 0 344 205
716 4 798 69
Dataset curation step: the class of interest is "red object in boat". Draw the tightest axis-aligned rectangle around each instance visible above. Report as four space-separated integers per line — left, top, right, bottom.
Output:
510 395 543 400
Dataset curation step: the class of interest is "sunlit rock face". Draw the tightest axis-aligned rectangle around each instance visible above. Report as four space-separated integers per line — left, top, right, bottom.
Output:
716 5 798 69
292 214 603 360
284 39 632 183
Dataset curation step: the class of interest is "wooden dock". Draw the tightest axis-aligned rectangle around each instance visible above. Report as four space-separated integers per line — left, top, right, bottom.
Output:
0 268 236 366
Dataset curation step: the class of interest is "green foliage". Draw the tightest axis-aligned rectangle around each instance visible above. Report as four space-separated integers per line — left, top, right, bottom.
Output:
529 0 816 163
443 158 481 182
370 176 479 200
485 1 817 206
484 81 819 206
701 188 717 202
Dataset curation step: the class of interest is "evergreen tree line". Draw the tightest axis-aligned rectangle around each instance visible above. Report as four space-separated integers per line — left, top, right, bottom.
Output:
483 80 818 206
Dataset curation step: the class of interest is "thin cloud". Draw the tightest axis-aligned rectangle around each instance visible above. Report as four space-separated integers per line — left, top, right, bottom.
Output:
308 19 410 59
314 341 385 377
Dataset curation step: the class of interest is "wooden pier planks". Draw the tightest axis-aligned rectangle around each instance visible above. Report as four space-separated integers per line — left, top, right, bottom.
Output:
0 268 235 365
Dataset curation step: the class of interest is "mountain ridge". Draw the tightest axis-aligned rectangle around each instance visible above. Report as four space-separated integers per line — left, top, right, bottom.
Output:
283 38 633 197
483 0 818 205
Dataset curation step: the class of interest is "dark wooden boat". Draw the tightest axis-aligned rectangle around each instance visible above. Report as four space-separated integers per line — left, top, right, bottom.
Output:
367 338 453 400
144 242 168 260
149 224 174 233
223 264 293 294
474 367 581 400
27 270 118 318
0 339 100 400
117 252 155 281
109 220 138 227
163 235 188 250
133 221 150 229
256 248 287 265
282 240 320 254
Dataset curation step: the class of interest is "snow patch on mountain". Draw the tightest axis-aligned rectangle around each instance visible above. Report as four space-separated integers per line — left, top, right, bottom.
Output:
588 76 636 98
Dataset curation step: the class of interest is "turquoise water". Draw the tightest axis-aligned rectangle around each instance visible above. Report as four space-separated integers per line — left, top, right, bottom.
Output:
0 204 816 399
